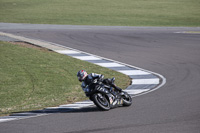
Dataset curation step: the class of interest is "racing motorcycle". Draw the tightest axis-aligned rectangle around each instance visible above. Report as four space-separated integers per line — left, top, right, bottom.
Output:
84 78 132 111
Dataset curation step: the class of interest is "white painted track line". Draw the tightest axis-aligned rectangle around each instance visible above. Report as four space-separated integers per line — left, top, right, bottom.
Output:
95 63 125 67
75 101 93 104
45 101 95 110
55 50 80 54
0 118 17 122
73 56 102 60
124 89 150 95
118 70 150 75
132 78 159 85
60 103 94 107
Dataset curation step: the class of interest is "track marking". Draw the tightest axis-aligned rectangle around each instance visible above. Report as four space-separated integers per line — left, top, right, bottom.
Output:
132 78 159 85
124 89 150 95
175 31 200 34
55 50 80 54
72 56 102 60
118 70 150 75
0 118 17 122
95 63 125 67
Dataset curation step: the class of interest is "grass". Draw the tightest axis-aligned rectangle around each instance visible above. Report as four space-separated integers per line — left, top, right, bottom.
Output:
0 0 199 26
0 41 130 116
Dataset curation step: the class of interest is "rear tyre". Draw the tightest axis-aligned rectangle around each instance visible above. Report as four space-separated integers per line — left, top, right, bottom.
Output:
92 93 110 111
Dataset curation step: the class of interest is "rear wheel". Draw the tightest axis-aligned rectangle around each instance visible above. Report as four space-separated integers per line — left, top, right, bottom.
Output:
92 93 110 111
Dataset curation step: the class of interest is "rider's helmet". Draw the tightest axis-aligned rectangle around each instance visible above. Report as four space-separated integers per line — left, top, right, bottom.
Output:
77 70 88 82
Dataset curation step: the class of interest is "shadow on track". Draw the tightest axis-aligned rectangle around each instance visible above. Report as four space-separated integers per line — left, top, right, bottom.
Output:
9 106 102 117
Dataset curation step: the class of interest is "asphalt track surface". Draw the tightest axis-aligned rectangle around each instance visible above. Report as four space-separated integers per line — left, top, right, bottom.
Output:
0 23 200 133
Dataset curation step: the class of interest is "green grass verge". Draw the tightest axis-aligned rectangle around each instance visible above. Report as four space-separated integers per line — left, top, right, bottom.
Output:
0 41 130 116
0 0 199 27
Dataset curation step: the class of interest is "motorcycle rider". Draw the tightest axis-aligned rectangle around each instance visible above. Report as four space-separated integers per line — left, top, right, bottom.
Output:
77 70 122 96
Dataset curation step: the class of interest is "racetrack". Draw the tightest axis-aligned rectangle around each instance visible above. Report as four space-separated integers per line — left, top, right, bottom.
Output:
0 24 200 133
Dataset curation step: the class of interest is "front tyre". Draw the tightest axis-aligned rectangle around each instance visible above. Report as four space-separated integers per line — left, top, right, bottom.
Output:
122 93 132 106
92 93 110 111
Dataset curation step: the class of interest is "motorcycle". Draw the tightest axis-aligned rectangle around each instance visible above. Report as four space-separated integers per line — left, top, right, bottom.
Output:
84 78 132 111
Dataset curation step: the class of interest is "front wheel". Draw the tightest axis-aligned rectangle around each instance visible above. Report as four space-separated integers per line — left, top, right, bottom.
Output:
122 92 132 106
92 93 110 111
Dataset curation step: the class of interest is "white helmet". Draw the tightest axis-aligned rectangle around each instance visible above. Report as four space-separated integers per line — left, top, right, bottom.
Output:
77 70 88 82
